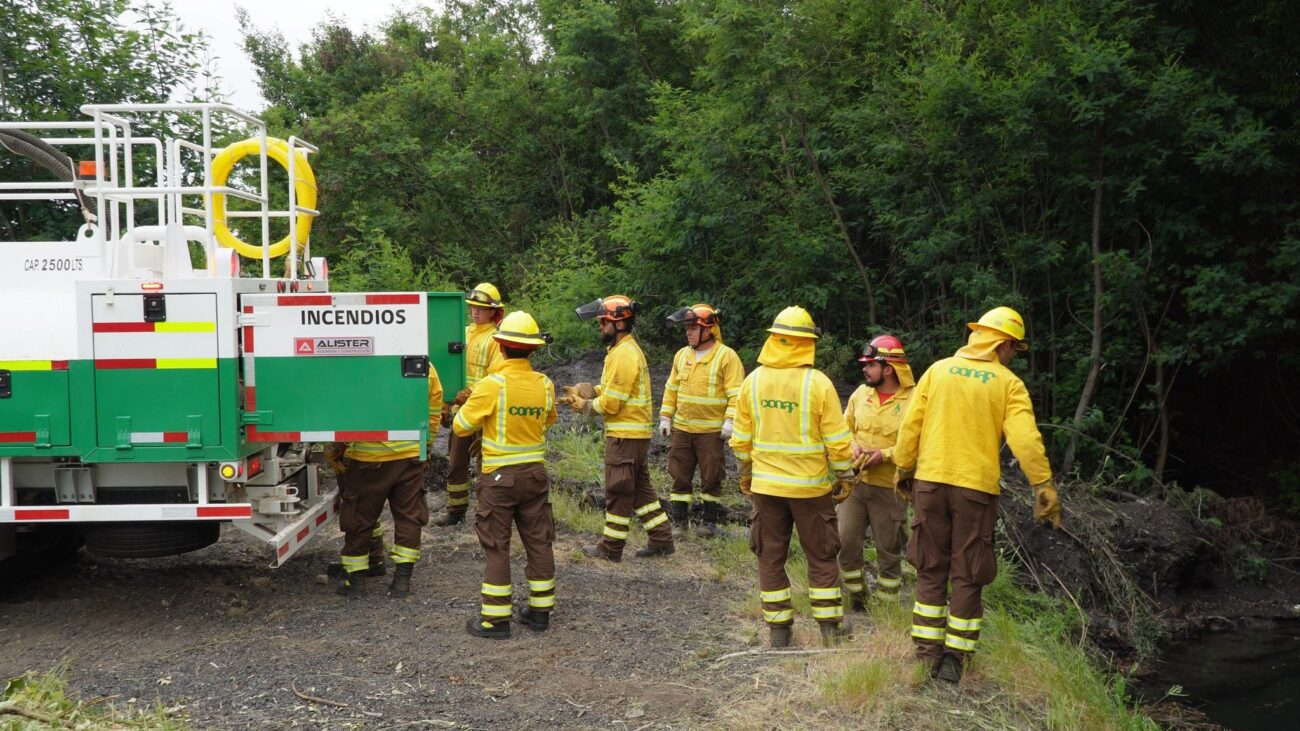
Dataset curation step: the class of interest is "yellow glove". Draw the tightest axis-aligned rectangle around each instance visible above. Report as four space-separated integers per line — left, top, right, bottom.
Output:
830 480 854 504
567 396 595 416
851 451 870 471
325 443 348 474
563 382 598 402
453 388 472 407
738 460 752 495
1034 480 1061 528
893 468 915 502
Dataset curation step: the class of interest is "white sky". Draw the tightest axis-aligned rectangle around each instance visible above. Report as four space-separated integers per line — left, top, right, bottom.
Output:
163 0 441 111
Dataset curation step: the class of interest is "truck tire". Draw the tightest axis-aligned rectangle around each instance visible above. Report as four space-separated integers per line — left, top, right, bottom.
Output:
84 522 220 558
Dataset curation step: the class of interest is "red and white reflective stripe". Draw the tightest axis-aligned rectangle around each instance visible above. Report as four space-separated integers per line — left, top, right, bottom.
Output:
130 432 188 444
247 427 420 443
1 504 253 522
242 305 255 354
363 294 420 305
276 295 333 306
275 499 335 562
0 432 37 443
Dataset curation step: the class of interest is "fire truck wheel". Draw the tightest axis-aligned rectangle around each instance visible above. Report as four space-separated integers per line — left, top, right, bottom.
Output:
84 522 220 559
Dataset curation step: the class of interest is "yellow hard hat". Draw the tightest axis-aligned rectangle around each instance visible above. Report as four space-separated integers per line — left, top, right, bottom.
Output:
466 282 503 308
767 306 820 339
968 306 1029 350
494 310 551 348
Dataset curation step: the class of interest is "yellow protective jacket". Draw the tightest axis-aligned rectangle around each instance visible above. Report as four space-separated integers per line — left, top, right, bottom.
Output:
345 368 444 462
729 334 853 498
593 335 654 439
659 343 745 433
453 358 557 472
844 383 914 489
465 322 503 388
893 330 1052 494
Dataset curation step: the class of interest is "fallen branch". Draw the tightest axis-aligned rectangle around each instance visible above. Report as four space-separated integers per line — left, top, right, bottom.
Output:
291 682 350 708
0 701 59 724
712 648 859 663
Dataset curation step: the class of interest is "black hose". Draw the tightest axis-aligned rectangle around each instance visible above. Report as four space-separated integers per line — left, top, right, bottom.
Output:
0 129 98 224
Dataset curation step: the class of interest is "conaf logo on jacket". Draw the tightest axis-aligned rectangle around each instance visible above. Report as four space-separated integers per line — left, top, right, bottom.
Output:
949 365 998 384
760 399 799 413
508 405 547 418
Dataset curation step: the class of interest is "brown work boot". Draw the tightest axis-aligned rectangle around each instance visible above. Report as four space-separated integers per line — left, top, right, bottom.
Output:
769 625 793 648
581 544 621 563
634 543 675 558
934 653 964 684
433 510 465 527
388 563 413 598
335 573 365 599
465 617 510 640
820 620 853 646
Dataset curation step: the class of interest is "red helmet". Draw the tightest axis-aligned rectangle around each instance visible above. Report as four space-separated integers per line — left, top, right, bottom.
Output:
858 334 907 364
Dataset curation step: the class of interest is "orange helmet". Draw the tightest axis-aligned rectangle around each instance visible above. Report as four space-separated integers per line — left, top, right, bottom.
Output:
666 303 720 328
858 334 907 364
575 295 640 322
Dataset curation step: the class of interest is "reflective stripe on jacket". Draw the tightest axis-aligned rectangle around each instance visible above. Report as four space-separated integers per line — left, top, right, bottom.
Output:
465 322 503 388
729 364 853 498
659 343 745 433
453 358 556 471
345 368 444 462
593 335 654 439
844 384 914 489
893 352 1052 495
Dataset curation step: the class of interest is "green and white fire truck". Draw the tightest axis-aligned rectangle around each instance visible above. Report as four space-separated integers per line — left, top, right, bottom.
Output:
0 103 463 566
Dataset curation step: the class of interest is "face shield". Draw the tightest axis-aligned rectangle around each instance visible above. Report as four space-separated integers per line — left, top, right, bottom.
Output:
575 298 606 321
665 307 697 327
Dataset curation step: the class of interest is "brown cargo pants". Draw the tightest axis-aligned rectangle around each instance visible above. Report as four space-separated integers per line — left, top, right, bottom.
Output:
750 491 844 626
339 457 429 571
907 480 999 662
445 430 482 514
474 462 556 626
596 437 674 558
668 428 726 503
838 483 909 601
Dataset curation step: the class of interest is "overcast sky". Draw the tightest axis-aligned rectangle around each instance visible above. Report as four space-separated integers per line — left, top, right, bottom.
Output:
165 0 441 111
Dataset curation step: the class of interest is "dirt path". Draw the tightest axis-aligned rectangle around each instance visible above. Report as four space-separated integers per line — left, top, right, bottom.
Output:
0 483 756 729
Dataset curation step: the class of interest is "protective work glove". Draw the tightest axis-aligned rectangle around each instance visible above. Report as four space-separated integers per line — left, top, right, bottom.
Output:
1034 480 1061 528
563 383 598 402
720 418 734 441
567 396 595 416
324 443 348 475
659 417 672 438
738 460 752 495
852 449 884 471
893 468 915 502
830 479 855 504
452 388 472 407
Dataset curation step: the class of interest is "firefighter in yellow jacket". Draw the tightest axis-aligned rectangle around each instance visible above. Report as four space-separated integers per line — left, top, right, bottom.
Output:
839 335 915 610
435 282 505 526
730 306 855 647
659 304 745 538
336 366 444 599
454 311 558 639
893 306 1062 683
563 295 675 561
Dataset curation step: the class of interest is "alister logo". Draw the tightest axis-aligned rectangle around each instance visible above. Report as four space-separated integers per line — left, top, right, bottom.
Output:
508 405 547 418
949 365 997 383
760 399 799 413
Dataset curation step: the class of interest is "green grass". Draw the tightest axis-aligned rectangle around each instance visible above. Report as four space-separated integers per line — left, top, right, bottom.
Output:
1 667 185 730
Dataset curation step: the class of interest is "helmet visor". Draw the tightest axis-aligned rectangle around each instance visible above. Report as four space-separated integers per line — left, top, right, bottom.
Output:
466 288 502 307
665 306 697 327
575 298 606 321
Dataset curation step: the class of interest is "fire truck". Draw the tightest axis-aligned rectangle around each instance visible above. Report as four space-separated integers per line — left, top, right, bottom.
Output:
0 103 463 566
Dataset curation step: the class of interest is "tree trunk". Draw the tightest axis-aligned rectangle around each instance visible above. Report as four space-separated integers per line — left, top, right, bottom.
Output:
1153 358 1171 485
1063 135 1105 475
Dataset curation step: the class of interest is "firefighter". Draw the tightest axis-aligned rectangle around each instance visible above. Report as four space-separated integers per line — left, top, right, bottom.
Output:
838 335 915 611
659 303 745 538
893 305 1062 683
562 295 675 561
454 311 558 639
336 364 444 599
730 306 855 647
434 282 505 527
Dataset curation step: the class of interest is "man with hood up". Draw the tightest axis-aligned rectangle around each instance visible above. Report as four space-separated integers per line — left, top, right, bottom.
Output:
730 306 855 648
893 306 1062 684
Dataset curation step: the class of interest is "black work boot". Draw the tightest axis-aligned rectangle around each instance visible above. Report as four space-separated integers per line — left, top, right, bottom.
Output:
515 607 550 632
695 501 719 538
335 572 365 598
634 543 675 558
849 590 868 613
669 501 690 540
433 510 465 527
326 562 386 579
935 653 964 684
820 619 853 646
581 544 622 563
388 563 413 598
769 625 793 648
465 617 510 640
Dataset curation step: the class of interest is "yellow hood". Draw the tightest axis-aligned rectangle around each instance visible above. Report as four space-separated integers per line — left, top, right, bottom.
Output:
758 333 815 368
892 362 916 389
955 328 1007 362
